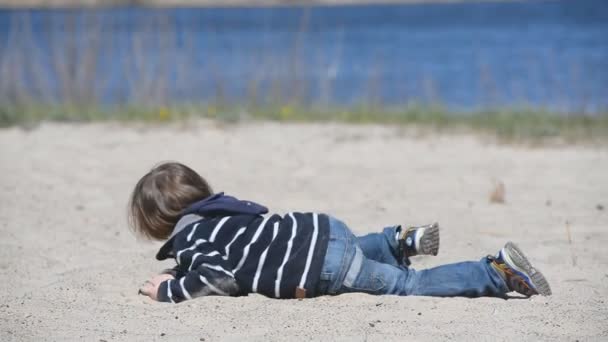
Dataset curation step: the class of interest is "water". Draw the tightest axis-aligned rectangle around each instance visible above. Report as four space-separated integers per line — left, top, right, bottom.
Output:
0 0 607 112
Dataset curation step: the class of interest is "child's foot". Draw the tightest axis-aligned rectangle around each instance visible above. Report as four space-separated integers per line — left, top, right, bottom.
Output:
489 242 552 297
399 223 440 260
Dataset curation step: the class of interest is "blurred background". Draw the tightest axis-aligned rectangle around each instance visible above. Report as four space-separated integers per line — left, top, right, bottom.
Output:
0 0 606 136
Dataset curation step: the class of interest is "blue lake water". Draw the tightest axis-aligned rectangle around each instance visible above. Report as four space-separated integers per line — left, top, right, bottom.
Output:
0 0 607 112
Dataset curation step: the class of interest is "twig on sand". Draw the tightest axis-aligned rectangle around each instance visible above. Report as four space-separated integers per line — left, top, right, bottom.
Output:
489 181 505 204
565 220 577 267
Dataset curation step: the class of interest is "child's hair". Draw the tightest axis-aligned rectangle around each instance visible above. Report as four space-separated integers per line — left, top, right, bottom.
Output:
128 162 213 240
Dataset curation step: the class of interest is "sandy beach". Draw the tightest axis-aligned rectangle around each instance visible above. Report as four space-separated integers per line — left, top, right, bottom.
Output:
1 121 607 341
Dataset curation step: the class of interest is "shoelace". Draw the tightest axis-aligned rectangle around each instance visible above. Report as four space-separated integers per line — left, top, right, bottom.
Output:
506 270 538 297
490 256 538 297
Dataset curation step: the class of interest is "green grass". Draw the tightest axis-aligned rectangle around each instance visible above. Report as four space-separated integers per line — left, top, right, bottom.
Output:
1 103 607 142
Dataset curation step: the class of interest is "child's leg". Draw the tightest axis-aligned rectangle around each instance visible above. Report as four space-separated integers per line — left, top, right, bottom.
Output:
356 227 402 267
316 217 551 297
320 217 504 298
319 216 549 298
356 223 440 266
340 248 509 297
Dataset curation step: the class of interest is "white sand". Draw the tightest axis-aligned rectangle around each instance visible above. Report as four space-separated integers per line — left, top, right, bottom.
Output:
1 121 607 341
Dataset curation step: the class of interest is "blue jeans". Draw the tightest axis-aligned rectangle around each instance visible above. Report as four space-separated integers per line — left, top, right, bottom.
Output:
316 217 509 297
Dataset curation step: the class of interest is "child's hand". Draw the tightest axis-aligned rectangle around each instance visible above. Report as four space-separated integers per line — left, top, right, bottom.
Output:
138 273 175 301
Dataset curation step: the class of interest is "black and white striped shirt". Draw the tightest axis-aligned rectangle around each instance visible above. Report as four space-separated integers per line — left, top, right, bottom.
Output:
156 212 330 303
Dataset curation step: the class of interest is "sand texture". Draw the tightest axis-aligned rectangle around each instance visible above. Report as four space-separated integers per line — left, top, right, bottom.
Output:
1 121 607 341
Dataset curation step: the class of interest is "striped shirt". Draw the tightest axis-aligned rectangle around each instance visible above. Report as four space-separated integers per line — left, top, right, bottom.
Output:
156 212 330 303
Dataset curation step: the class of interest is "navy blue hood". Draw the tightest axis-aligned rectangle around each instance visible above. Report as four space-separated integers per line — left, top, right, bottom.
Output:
182 192 268 217
156 193 268 260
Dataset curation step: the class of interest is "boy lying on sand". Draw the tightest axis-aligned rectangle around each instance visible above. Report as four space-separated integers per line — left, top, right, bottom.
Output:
131 162 551 303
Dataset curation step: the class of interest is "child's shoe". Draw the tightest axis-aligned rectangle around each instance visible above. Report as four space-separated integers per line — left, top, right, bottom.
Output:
489 242 552 296
398 223 440 265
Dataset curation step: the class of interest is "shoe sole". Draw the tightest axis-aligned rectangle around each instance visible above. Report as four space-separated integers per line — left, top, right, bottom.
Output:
503 242 552 296
417 223 440 256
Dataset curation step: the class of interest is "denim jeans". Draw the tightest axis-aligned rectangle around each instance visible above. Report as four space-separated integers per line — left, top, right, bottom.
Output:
315 217 509 298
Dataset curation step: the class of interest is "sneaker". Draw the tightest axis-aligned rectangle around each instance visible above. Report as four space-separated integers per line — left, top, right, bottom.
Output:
398 223 440 263
489 242 552 297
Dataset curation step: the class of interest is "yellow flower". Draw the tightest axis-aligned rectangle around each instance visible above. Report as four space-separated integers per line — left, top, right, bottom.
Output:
280 105 294 120
159 107 170 121
207 105 217 117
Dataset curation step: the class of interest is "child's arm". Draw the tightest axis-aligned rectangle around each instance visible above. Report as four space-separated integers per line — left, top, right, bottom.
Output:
155 252 239 303
139 273 175 300
159 265 185 278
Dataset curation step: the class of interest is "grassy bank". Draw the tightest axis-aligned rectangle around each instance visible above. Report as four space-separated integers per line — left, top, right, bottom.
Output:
2 103 607 142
